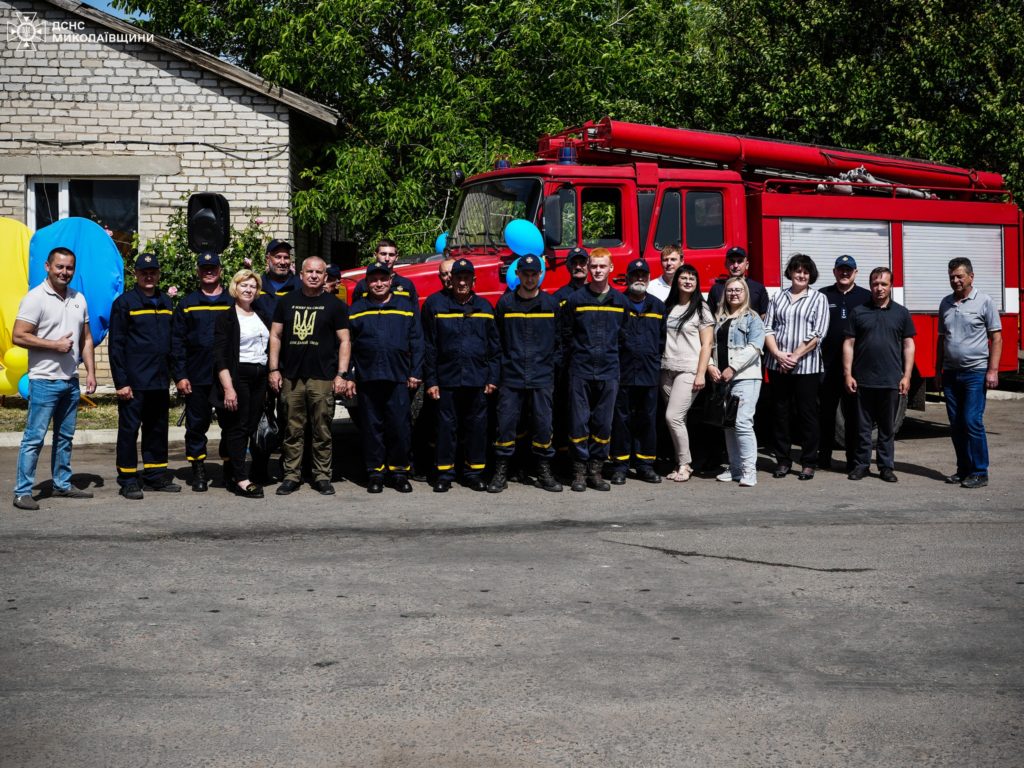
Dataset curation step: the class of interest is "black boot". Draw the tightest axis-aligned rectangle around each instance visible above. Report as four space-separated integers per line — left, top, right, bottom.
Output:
586 459 610 491
535 460 562 493
191 460 208 492
571 461 587 493
487 458 509 493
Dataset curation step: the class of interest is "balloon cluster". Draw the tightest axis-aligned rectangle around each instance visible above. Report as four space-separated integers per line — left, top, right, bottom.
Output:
0 217 31 397
502 219 546 291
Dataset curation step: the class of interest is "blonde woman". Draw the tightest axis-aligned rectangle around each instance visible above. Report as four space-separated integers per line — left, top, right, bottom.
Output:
212 270 272 498
660 264 713 481
707 277 766 487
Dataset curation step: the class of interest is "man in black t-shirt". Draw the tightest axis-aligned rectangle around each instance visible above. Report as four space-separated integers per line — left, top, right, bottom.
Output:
818 255 872 470
269 256 352 496
843 267 916 483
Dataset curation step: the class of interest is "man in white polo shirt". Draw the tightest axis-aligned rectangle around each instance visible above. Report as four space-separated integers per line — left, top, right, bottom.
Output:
12 247 97 510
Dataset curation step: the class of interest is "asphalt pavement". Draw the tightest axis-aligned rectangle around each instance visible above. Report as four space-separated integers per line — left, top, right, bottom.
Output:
1 400 1021 767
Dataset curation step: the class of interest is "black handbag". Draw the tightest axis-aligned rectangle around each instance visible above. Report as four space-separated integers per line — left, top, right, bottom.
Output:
703 381 739 429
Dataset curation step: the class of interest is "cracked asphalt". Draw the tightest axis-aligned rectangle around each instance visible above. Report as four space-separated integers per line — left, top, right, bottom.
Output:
1 400 1022 767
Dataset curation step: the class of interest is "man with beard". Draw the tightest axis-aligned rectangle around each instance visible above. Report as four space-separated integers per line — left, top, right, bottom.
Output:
171 251 233 492
608 259 667 484
422 258 500 492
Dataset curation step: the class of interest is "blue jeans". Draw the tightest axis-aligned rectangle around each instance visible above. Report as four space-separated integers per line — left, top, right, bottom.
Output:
942 369 988 477
15 378 80 497
724 379 761 480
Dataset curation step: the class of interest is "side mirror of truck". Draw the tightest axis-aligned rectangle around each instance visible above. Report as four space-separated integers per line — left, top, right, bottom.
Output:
542 195 562 248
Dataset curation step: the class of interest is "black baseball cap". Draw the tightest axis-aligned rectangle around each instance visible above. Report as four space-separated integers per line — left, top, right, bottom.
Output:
834 255 857 269
626 258 650 275
365 261 391 276
134 252 159 269
197 252 221 267
566 246 589 263
725 246 748 261
451 258 475 275
518 254 542 272
326 264 341 279
266 239 292 254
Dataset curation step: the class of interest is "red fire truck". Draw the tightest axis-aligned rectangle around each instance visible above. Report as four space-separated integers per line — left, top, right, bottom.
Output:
340 118 1021 415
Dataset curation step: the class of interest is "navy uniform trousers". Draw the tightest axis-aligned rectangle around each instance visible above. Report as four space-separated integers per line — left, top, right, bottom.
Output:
568 377 618 463
116 389 170 487
609 384 659 471
359 381 412 481
436 387 488 482
184 385 219 462
494 387 554 460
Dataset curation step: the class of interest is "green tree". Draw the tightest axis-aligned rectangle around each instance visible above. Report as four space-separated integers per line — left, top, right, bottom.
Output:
115 0 1024 250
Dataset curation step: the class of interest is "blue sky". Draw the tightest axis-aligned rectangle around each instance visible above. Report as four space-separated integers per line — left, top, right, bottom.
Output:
89 1 146 21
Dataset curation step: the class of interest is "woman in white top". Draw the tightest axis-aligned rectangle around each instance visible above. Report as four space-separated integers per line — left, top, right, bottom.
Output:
660 264 713 481
707 277 766 486
763 253 830 480
212 270 272 498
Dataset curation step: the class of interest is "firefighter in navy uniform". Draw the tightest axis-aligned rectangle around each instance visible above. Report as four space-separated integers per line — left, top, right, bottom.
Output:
422 258 499 492
109 253 179 499
347 262 424 494
489 255 562 493
171 252 233 491
561 247 629 492
349 239 419 305
608 259 667 484
551 246 589 470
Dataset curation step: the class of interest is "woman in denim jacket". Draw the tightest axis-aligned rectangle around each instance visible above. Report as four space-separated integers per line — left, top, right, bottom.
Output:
706 277 766 487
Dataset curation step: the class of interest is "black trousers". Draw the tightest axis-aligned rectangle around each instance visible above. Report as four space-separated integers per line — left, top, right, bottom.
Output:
359 381 412 480
853 387 899 471
819 369 858 467
609 384 658 470
216 363 267 483
435 386 489 481
568 376 618 462
184 383 223 462
769 370 820 468
116 388 170 487
495 386 554 460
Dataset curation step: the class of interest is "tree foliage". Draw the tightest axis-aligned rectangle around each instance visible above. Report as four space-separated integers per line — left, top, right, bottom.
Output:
115 0 1024 255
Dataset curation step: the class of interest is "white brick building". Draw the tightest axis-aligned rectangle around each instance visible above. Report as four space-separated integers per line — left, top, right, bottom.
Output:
0 0 339 256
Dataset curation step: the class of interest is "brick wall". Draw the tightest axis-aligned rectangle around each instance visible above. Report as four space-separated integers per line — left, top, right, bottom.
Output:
1 0 299 384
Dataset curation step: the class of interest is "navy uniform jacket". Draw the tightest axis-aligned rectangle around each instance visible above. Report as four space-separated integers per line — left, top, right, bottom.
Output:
109 286 174 391
495 290 560 389
171 289 234 385
562 286 629 381
422 292 500 389
619 292 667 387
351 273 418 305
552 279 586 309
255 271 299 316
348 294 423 383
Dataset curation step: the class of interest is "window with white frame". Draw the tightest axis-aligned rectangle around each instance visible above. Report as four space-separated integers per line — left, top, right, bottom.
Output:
27 178 139 258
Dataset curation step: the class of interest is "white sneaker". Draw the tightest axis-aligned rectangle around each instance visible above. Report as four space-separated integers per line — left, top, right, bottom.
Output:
716 470 738 482
739 474 757 487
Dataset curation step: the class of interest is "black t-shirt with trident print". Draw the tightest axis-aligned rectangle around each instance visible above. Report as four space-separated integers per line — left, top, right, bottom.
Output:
273 290 349 380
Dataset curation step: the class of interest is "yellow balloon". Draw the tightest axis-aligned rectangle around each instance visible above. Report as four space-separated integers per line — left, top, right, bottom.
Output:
0 369 18 397
3 345 28 375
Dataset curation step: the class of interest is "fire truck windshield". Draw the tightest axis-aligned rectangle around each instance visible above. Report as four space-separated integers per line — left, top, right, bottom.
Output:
449 177 542 248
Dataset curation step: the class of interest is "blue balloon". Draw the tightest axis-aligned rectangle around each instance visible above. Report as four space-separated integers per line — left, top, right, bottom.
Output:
505 255 547 292
434 231 448 254
29 218 124 345
503 219 544 258
18 373 30 399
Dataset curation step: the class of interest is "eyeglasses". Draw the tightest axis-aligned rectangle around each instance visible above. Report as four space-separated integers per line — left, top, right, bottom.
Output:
725 289 745 295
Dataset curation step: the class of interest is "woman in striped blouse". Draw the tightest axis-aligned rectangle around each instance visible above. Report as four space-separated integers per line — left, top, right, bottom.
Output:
763 253 830 480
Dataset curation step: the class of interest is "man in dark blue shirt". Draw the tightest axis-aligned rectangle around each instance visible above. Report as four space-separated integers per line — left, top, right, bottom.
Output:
109 253 179 499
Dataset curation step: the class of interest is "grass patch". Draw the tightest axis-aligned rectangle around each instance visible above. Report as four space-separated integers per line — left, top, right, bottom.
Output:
0 395 184 432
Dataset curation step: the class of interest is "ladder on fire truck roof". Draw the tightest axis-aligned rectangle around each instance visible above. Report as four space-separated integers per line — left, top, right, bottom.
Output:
536 118 1007 194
